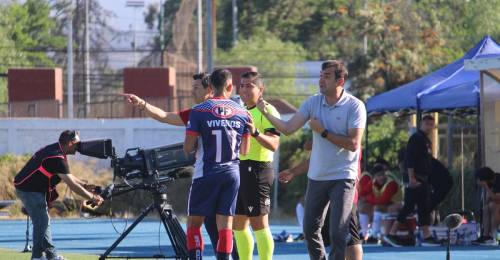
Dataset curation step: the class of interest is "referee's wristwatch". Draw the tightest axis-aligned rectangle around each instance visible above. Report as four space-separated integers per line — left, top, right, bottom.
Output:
321 129 328 138
251 128 260 137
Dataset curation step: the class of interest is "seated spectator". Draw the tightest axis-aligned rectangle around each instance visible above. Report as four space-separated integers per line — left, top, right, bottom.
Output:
472 167 500 246
359 162 403 243
358 168 373 242
365 165 403 242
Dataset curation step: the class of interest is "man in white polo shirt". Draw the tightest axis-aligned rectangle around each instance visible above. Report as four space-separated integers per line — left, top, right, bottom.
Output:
257 60 366 260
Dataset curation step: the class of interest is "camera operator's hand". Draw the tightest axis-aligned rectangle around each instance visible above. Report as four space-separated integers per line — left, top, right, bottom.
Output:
82 183 99 192
89 194 104 207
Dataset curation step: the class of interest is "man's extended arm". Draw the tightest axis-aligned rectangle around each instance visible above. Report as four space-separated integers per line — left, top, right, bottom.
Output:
257 99 307 135
123 93 184 126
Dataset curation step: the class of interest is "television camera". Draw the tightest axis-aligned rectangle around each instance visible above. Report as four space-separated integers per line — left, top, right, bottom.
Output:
77 139 194 259
77 138 195 184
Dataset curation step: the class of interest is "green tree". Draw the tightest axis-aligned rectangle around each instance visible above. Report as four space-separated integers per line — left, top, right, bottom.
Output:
365 115 409 168
3 0 66 66
0 6 29 103
215 33 307 106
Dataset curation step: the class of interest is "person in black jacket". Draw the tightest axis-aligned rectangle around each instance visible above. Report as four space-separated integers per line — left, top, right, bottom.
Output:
14 130 104 260
384 115 440 247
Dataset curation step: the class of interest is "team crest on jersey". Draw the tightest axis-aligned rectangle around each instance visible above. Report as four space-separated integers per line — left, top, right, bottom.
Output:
211 104 235 119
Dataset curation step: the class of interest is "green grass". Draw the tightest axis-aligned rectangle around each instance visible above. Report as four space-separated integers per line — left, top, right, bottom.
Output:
0 248 128 260
0 246 190 259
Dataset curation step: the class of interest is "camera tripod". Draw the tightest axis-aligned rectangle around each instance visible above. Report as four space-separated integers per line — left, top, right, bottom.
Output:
99 183 188 260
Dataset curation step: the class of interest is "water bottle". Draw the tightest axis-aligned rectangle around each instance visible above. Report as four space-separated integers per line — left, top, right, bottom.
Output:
415 229 422 247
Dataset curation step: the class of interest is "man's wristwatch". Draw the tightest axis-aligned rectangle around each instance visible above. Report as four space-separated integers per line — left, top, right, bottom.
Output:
321 129 328 138
251 128 260 137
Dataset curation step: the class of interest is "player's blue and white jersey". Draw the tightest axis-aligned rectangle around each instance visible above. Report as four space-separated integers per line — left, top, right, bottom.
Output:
186 97 250 178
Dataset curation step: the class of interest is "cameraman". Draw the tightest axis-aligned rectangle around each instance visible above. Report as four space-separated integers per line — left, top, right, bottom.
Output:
14 130 104 260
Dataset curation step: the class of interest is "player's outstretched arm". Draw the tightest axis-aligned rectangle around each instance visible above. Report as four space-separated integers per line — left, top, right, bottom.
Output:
122 93 184 126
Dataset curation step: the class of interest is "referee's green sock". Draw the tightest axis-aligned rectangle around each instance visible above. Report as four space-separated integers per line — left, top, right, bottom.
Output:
254 227 274 260
234 228 254 260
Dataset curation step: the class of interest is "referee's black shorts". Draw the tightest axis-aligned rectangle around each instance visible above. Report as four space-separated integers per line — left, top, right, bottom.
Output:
235 160 274 217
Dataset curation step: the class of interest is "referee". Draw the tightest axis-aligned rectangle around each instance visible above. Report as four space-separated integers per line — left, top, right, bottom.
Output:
233 71 280 260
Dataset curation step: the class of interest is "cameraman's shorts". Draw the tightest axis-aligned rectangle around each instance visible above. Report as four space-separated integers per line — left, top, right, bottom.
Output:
188 165 240 216
235 160 274 216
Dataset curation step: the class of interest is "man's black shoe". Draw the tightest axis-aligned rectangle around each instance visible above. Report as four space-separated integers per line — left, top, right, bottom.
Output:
383 234 403 247
421 236 441 246
472 236 492 245
366 236 380 244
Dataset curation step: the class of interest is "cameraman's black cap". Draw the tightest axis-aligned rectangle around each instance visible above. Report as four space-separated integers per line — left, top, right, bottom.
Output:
59 130 80 145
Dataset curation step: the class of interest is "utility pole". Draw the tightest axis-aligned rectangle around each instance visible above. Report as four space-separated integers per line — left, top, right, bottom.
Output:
67 1 74 118
126 0 145 67
206 0 213 72
363 0 368 55
197 0 203 72
232 0 237 45
159 0 164 66
84 0 90 117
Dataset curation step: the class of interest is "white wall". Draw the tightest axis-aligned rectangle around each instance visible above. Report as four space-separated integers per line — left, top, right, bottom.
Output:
0 118 186 159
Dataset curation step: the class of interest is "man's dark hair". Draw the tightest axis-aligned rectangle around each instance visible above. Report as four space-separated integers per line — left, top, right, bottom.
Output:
372 164 386 175
59 130 79 145
210 69 232 93
475 167 496 181
375 158 390 169
193 72 210 88
422 115 435 122
241 71 263 87
321 60 348 80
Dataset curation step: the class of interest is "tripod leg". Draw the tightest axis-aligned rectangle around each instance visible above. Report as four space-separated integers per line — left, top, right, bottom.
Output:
158 207 188 259
100 203 155 260
22 215 32 252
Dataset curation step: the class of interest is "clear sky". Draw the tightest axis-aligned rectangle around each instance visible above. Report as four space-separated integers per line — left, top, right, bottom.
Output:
98 0 158 31
97 0 160 68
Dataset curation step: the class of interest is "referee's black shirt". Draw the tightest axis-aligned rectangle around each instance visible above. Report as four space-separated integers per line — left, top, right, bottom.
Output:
404 130 432 183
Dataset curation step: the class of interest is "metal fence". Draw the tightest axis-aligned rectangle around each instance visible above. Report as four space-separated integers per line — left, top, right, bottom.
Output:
0 95 196 118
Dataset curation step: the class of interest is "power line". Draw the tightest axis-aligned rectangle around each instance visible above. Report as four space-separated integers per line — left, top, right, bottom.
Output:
0 46 308 54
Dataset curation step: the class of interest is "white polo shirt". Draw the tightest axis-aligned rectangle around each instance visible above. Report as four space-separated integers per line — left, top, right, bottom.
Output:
298 91 366 181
